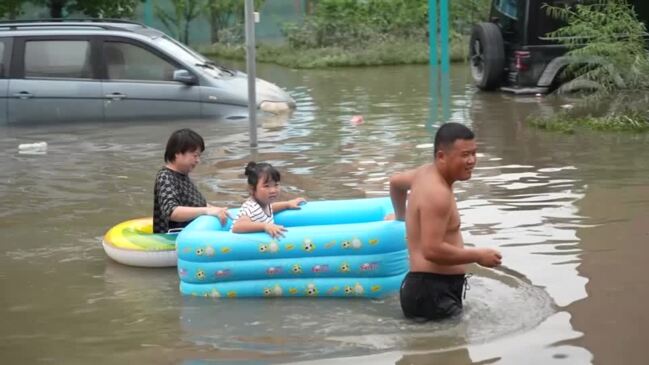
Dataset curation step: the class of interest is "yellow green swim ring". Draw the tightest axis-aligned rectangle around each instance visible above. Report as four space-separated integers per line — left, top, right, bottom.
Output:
102 218 177 267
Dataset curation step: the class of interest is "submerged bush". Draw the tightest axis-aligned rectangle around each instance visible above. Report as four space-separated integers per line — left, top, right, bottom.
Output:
545 0 649 94
532 0 649 132
530 109 649 133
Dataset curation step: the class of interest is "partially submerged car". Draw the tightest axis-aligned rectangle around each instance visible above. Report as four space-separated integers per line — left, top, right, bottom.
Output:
0 19 295 124
469 0 649 94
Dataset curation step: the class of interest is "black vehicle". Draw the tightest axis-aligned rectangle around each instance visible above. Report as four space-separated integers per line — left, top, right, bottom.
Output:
469 0 649 94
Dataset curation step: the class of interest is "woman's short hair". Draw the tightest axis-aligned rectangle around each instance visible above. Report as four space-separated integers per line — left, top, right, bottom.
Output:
164 129 205 163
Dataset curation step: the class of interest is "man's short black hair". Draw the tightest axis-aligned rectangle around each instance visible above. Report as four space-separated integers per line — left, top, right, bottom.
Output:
164 128 205 163
433 122 475 155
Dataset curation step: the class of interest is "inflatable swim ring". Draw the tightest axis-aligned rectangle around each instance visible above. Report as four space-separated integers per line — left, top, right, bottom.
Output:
102 218 177 267
177 197 408 298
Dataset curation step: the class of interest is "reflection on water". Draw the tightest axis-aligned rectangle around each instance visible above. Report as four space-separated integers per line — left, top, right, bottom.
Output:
463 163 588 307
179 273 551 362
3 63 647 364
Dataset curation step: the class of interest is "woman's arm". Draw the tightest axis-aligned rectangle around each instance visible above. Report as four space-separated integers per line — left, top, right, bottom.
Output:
169 206 208 222
170 205 229 225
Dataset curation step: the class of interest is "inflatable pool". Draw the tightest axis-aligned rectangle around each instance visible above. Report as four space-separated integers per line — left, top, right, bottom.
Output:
102 218 177 267
176 197 408 298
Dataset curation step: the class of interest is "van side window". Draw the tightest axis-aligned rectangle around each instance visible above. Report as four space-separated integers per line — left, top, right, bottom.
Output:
104 42 176 82
25 40 91 79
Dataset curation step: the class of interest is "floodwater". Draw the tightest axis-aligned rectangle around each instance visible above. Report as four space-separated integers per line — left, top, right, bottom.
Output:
1 63 648 365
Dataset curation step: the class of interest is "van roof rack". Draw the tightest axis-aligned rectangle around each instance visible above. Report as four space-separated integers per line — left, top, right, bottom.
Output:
0 18 147 31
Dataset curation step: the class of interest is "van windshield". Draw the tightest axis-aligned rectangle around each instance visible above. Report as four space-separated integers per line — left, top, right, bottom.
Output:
153 35 207 65
152 35 232 78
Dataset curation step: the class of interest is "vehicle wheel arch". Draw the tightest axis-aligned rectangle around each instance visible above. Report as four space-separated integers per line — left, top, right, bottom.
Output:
541 56 624 93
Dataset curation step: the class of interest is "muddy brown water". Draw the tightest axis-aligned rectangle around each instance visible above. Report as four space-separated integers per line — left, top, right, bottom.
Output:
1 63 647 364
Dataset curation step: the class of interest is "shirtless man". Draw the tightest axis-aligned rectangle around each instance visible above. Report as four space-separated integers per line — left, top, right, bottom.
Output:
389 122 502 321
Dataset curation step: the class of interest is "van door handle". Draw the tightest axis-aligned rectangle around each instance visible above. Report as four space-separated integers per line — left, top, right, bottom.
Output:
105 92 126 100
13 91 33 99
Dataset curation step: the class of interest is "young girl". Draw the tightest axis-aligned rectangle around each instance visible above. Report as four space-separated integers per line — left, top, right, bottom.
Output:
232 161 305 238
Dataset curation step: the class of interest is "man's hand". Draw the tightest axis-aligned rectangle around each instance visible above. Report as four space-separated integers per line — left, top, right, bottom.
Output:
475 247 502 268
264 223 287 238
384 213 396 221
287 197 306 209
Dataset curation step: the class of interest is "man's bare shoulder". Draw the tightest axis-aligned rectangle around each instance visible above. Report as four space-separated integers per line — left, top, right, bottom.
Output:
411 168 452 211
426 185 453 211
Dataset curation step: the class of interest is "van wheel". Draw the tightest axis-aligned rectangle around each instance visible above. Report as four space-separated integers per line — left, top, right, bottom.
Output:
470 22 505 90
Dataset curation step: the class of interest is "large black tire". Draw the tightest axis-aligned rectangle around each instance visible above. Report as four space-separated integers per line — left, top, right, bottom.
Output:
469 22 505 91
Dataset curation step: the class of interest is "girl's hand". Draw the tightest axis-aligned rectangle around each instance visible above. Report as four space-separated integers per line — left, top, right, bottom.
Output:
264 223 287 238
288 197 306 209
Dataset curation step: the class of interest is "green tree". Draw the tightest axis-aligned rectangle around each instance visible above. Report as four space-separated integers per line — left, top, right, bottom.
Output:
451 0 491 34
206 0 265 44
29 0 142 18
531 0 649 132
282 0 490 50
305 0 318 15
283 0 428 49
69 0 143 18
0 0 25 19
545 0 649 93
156 0 206 44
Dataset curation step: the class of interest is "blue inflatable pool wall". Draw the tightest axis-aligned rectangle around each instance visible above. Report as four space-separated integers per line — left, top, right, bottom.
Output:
176 197 408 298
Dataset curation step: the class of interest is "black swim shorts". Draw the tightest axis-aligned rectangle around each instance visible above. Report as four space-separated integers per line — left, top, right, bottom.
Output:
399 271 470 321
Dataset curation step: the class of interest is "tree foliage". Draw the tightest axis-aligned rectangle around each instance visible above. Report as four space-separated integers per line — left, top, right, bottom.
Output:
155 0 206 44
206 0 265 44
544 0 649 94
282 0 490 49
0 0 24 19
283 0 427 49
27 0 143 18
532 0 649 132
68 0 142 18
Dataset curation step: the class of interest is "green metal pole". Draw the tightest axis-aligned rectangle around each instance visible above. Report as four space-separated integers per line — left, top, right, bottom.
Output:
428 0 438 68
143 0 153 26
440 0 451 121
428 0 439 131
245 0 258 147
440 0 450 74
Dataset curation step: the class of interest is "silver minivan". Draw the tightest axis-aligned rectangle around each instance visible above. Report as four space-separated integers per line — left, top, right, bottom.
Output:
0 19 296 124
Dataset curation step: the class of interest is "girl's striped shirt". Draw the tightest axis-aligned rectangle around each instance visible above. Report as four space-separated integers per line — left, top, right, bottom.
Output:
236 197 273 224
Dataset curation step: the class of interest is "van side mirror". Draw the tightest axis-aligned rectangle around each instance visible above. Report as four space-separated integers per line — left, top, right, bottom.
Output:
173 69 198 85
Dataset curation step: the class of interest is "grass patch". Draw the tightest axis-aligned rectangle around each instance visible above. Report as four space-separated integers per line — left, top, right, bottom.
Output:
200 37 468 69
530 110 649 134
529 113 580 134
